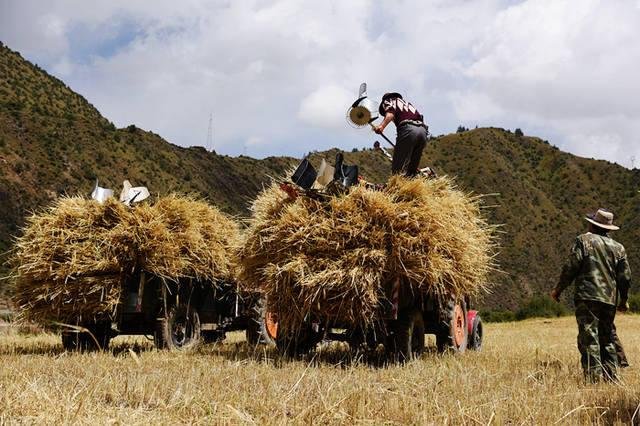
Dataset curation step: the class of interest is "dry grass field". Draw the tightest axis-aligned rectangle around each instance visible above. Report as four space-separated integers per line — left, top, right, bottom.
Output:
1 315 640 425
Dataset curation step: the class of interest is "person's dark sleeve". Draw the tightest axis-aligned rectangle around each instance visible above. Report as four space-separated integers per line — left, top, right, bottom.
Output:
616 251 631 301
555 237 583 294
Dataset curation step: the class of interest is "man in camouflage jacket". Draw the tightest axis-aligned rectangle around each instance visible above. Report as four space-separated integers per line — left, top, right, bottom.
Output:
552 208 631 382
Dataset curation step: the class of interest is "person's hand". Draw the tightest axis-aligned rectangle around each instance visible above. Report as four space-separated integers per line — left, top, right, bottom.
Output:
618 300 629 312
373 125 383 134
551 289 560 303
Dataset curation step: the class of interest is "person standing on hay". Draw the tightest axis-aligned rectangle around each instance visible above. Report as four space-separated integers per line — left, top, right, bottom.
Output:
373 92 428 177
552 208 631 383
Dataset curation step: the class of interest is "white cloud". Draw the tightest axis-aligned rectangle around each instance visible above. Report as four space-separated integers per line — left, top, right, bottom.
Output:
454 0 640 164
549 114 640 166
50 56 74 77
297 85 355 130
1 0 640 165
448 90 505 122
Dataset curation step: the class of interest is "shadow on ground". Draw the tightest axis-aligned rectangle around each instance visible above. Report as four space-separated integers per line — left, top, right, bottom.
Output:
2 331 463 370
204 338 452 369
590 390 640 424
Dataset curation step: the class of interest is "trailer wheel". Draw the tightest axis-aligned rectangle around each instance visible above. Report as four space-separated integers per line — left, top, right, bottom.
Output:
436 297 468 353
387 309 425 362
155 303 201 351
61 323 111 352
467 314 483 351
201 330 226 343
346 326 381 352
246 295 277 346
275 323 322 357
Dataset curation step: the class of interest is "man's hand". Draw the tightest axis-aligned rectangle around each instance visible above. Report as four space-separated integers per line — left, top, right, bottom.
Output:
551 289 560 303
373 125 383 134
618 300 629 312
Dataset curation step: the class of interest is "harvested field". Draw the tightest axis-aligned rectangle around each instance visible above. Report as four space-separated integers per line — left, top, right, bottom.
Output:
239 175 497 329
12 195 240 324
1 315 639 424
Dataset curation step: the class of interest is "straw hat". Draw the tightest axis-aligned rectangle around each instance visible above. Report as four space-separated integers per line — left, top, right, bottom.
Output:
585 208 619 231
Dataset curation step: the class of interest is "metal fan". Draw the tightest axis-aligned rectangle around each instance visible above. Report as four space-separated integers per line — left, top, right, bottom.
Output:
346 83 380 127
346 83 394 147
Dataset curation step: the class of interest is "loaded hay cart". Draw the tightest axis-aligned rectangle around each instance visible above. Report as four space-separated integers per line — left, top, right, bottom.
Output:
12 194 250 351
239 158 494 360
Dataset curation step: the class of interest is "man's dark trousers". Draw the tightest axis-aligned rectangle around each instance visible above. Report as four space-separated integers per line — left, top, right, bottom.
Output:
575 300 619 382
391 124 427 176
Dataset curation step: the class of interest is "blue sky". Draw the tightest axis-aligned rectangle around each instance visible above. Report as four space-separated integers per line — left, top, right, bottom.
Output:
1 0 640 167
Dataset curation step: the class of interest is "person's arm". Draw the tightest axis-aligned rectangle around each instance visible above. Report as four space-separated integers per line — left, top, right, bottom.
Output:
374 112 394 134
553 237 583 299
616 252 631 310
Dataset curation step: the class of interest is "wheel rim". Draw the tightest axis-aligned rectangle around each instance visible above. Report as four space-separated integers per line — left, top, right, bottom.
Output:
453 305 465 347
265 311 278 340
473 321 482 348
170 311 193 347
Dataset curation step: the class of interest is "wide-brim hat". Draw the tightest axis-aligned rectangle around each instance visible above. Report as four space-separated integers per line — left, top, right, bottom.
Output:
379 92 403 116
585 208 619 231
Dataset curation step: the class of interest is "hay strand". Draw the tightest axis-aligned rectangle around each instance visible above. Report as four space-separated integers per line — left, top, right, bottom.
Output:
12 195 240 323
238 175 497 329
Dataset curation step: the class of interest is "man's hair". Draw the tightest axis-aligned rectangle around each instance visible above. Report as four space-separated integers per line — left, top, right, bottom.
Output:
590 223 609 236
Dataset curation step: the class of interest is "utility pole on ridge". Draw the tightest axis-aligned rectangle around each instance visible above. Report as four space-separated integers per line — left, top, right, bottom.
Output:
206 112 214 152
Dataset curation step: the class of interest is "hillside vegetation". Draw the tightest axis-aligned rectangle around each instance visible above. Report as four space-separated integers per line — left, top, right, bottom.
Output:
1 42 639 310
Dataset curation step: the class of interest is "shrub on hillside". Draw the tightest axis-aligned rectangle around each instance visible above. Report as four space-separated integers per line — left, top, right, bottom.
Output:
628 294 640 313
515 295 569 320
478 309 516 323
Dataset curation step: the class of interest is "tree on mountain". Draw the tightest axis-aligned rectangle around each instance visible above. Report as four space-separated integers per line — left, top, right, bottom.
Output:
515 128 523 137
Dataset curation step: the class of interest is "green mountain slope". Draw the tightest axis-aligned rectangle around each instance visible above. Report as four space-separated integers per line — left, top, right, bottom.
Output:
0 43 296 240
1 42 639 309
424 129 640 308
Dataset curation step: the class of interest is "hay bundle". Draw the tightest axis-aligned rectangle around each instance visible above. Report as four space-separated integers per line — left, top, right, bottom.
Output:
239 175 496 329
128 195 240 282
13 195 240 323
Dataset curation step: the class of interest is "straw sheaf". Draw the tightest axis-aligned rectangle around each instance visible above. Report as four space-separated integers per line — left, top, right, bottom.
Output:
12 195 240 323
239 175 497 329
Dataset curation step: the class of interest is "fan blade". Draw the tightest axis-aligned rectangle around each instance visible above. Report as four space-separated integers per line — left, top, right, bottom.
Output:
358 82 367 98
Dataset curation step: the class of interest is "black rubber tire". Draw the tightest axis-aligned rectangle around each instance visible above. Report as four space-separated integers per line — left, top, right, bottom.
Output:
436 297 468 353
346 325 381 352
467 314 483 351
387 309 425 362
201 330 226 343
155 303 201 351
61 323 111 352
246 295 277 346
275 323 322 357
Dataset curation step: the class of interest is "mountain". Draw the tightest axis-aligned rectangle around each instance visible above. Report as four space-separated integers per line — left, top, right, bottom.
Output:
1 42 639 309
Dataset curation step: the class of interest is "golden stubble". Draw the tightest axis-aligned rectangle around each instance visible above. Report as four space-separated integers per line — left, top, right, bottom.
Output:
1 315 639 424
